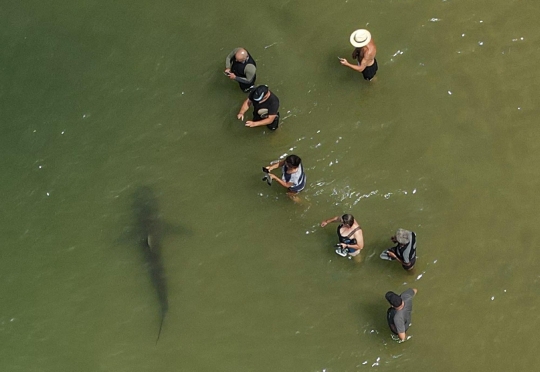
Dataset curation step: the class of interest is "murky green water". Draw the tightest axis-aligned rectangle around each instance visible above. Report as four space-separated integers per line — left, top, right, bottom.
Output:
1 0 540 371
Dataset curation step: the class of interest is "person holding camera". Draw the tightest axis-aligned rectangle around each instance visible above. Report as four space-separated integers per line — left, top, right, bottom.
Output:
224 47 257 92
380 229 417 271
320 214 364 257
262 155 306 196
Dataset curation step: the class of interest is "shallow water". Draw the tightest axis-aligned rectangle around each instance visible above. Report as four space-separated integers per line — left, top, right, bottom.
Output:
1 0 540 371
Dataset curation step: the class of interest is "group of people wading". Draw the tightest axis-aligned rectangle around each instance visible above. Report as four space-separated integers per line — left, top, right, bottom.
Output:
223 30 417 342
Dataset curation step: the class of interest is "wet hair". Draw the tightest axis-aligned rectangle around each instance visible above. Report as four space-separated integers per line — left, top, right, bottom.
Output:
285 154 301 168
385 291 403 307
341 214 355 227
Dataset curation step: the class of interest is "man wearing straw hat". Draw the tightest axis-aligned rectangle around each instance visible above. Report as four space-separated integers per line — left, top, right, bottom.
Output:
339 29 378 81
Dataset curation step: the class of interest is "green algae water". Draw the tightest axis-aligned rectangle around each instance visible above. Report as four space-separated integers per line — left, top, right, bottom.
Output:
1 0 540 371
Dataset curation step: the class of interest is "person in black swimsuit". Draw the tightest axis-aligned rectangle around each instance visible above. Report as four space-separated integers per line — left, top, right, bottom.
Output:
320 214 364 257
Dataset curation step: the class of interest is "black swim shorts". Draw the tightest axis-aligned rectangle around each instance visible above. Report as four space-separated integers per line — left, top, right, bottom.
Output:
266 112 280 131
362 59 378 81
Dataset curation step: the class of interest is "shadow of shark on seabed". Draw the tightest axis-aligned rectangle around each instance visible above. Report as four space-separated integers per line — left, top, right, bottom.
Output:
132 186 168 344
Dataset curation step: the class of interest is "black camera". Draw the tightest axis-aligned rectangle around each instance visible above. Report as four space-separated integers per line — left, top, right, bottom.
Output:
334 244 348 257
261 167 272 186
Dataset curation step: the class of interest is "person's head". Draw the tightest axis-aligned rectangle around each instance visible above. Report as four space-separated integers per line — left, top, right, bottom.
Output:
395 229 411 245
385 291 403 308
249 85 269 103
235 48 248 63
284 155 302 172
341 214 355 228
349 29 371 48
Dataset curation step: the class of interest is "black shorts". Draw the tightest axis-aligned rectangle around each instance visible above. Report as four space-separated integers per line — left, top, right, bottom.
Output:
255 112 280 131
266 113 280 131
402 257 416 271
362 59 378 81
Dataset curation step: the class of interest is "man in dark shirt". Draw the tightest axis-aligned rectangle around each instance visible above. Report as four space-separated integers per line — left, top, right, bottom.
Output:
224 47 257 92
386 288 417 341
236 85 280 131
380 228 417 270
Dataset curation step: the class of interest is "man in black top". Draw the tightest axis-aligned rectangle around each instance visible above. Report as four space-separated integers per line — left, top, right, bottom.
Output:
224 47 257 92
237 85 280 131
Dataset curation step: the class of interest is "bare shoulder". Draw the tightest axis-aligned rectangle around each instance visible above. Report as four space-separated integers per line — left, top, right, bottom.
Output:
368 43 377 57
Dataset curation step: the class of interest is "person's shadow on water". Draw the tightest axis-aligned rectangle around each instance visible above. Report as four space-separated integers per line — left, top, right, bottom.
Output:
352 298 390 342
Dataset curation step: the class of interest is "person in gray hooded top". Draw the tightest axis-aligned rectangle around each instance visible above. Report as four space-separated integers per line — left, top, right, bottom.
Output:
380 228 417 271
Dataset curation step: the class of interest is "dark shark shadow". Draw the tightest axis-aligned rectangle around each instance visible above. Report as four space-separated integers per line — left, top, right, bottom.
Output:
132 186 169 343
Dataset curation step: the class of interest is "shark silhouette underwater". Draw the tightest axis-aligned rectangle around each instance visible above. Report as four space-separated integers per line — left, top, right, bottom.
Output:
132 186 169 343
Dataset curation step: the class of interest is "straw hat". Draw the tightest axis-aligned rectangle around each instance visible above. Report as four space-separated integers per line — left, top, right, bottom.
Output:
349 29 371 48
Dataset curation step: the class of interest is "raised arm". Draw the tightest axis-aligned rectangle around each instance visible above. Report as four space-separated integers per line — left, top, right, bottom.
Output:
225 48 239 70
320 216 341 227
264 159 285 172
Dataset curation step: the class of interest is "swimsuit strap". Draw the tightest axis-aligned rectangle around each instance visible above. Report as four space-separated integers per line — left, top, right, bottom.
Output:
346 226 361 238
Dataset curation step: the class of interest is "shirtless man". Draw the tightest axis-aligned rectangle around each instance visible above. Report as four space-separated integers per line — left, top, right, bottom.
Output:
339 29 378 81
